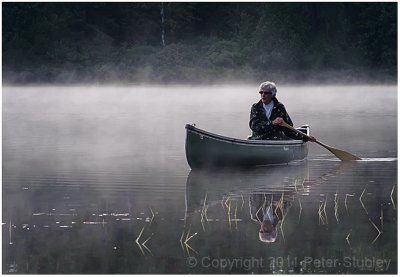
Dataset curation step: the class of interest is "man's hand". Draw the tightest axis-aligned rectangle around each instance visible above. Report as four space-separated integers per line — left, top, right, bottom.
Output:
308 135 317 142
272 117 284 125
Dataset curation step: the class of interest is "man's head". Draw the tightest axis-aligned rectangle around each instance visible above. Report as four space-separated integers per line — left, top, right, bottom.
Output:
258 81 277 104
259 220 278 243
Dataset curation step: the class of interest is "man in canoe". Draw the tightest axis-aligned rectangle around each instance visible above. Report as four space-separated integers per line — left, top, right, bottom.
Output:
249 81 316 141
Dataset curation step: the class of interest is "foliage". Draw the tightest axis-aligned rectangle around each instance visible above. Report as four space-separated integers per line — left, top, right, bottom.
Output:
2 2 397 84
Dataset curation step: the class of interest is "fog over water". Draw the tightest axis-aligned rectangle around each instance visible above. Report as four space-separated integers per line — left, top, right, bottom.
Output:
2 85 397 273
4 85 395 164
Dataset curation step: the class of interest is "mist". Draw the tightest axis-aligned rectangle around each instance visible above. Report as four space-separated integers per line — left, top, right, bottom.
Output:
3 85 397 176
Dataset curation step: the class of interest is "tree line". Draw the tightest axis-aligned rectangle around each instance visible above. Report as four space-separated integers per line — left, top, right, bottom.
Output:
3 2 397 84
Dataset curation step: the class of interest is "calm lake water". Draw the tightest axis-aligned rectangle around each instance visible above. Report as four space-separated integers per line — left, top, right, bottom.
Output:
2 85 397 274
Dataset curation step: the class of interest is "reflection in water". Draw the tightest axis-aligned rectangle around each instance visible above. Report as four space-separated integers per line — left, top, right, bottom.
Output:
185 162 362 243
2 159 397 274
250 190 293 243
184 160 396 273
185 163 313 248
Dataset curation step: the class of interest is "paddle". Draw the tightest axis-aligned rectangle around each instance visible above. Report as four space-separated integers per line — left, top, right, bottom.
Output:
281 121 361 161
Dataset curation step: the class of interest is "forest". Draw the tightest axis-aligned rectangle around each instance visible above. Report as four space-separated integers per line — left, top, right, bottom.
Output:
3 2 397 84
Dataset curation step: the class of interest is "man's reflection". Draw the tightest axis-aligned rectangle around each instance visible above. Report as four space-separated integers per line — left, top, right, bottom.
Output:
185 167 304 244
250 192 292 243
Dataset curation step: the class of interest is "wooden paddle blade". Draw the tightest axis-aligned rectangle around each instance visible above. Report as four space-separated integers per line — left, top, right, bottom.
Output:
316 141 362 161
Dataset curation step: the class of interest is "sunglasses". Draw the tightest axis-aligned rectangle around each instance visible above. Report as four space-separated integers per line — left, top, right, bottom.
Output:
259 91 272 95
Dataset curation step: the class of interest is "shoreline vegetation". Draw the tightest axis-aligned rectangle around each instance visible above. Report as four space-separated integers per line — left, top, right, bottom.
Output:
3 3 397 86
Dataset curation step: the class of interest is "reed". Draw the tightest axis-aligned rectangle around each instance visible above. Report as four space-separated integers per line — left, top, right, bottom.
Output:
345 229 352 248
323 195 328 224
179 229 186 252
149 207 155 225
9 218 13 245
344 194 354 215
185 231 199 256
279 192 285 210
279 208 286 241
204 205 209 221
202 192 208 213
180 226 199 256
301 179 306 191
227 198 232 231
318 201 325 225
255 198 266 224
298 197 302 224
317 196 328 225
135 226 146 256
318 202 321 225
359 185 368 215
240 194 245 210
200 216 205 232
334 193 339 223
274 192 284 219
135 225 153 256
279 199 288 242
234 203 238 230
142 233 154 256
221 196 225 210
185 230 198 244
390 184 396 210
200 193 209 231
185 226 191 244
185 242 199 256
368 218 382 245
280 218 286 242
224 196 231 209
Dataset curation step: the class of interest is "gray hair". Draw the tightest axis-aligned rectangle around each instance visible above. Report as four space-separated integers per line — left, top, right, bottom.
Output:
259 81 277 97
259 230 277 243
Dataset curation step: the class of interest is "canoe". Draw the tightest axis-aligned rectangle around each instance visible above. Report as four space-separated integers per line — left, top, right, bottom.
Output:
185 124 310 169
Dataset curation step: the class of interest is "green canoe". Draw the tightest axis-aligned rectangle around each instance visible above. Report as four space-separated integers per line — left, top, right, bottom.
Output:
185 124 309 169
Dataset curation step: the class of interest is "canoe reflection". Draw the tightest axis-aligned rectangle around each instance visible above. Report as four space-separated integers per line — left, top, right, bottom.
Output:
185 164 309 243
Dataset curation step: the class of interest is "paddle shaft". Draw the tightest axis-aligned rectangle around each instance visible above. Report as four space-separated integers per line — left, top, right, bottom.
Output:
280 121 314 140
280 121 361 161
281 122 338 149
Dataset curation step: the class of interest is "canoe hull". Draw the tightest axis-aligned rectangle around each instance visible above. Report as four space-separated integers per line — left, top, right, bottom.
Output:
185 124 309 169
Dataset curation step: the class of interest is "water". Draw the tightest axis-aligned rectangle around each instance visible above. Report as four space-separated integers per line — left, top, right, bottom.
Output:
2 85 397 274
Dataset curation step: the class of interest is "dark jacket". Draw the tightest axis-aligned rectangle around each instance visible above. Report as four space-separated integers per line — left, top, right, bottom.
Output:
249 98 303 140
